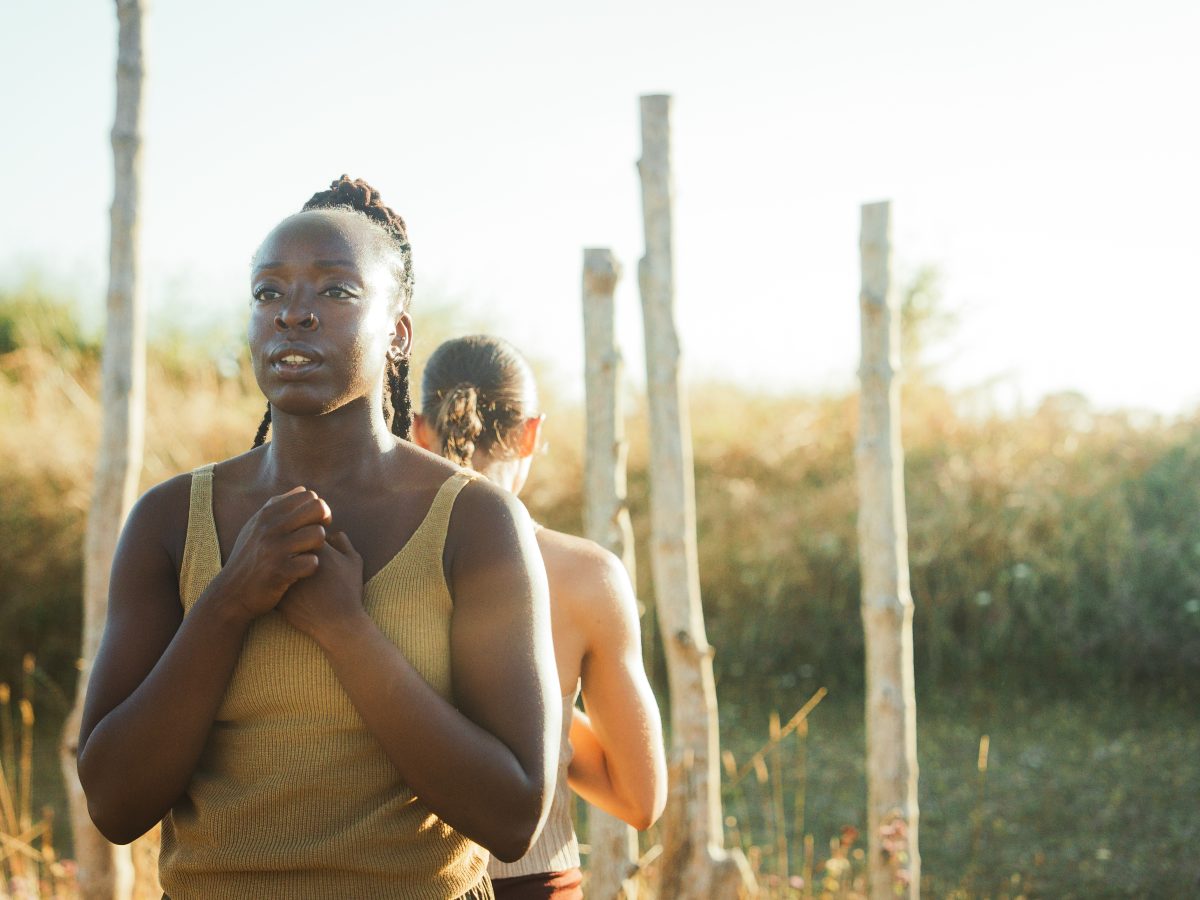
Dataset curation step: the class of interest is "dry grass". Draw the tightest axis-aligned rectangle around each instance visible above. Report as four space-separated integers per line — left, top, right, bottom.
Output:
4 283 1200 897
1 657 76 899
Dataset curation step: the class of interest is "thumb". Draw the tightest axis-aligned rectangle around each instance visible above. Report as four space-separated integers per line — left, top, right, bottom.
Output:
326 530 358 558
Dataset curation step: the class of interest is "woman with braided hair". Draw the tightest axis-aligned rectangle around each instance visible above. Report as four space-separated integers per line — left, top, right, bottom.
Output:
77 178 560 899
415 335 667 900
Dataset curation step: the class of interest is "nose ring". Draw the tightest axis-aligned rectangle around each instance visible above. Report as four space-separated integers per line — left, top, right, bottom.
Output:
274 312 319 330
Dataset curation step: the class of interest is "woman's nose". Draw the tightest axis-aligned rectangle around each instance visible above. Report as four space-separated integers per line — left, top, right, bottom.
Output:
273 308 319 332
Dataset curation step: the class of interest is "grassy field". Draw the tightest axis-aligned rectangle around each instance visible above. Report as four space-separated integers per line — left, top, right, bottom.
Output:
4 287 1199 896
706 686 1200 898
13 674 1200 897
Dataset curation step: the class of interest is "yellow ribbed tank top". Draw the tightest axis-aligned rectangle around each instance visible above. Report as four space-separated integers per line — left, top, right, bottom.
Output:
159 464 491 900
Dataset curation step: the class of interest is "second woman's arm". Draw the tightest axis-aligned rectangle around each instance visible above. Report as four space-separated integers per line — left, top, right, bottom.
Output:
565 546 668 830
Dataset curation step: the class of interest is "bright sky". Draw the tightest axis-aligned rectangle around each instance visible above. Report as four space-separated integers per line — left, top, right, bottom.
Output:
2 0 1197 413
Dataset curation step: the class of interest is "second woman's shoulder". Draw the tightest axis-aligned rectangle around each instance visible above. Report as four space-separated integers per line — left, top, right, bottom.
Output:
537 529 629 590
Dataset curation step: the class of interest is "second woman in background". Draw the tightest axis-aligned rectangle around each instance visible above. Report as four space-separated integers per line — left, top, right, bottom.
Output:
415 335 667 900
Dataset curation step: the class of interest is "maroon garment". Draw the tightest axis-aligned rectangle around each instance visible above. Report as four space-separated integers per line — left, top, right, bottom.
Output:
492 867 584 900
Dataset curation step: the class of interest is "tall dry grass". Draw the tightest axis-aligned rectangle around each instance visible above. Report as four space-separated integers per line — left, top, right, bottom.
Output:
1 656 76 898
0 285 264 692
3 282 1199 699
3 281 1199 896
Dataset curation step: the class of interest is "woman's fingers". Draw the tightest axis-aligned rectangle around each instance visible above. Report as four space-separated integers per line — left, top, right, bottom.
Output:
325 530 358 558
266 486 314 509
275 492 334 532
286 524 327 555
285 552 320 580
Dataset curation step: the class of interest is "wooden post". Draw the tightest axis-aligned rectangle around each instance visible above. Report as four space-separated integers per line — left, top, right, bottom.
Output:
856 200 920 899
637 94 753 900
581 248 641 900
60 2 151 897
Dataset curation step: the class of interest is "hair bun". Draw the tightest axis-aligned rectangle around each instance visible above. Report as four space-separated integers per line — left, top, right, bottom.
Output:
304 175 409 242
438 383 484 467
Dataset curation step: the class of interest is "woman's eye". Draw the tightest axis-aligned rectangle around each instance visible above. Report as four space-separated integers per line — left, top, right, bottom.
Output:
323 285 356 299
253 287 282 302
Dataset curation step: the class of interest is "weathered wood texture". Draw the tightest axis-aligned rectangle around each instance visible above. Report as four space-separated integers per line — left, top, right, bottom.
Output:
856 200 920 900
636 94 753 900
61 2 151 897
581 248 641 900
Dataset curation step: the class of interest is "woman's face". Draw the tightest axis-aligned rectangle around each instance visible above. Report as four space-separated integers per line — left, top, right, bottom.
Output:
248 211 410 419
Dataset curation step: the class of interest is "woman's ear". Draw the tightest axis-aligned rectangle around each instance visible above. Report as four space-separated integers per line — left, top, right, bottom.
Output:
390 312 413 359
517 414 545 459
412 413 435 451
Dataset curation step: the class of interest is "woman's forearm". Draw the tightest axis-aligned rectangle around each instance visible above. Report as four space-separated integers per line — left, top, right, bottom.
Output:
568 708 663 830
78 588 252 844
566 710 637 825
566 709 620 811
317 613 553 862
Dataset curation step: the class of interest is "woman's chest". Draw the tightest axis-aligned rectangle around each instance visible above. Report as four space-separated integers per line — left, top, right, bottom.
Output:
211 484 444 581
213 574 457 723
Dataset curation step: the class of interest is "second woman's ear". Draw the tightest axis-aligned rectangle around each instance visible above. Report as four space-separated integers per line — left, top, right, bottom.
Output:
412 413 434 451
517 415 545 459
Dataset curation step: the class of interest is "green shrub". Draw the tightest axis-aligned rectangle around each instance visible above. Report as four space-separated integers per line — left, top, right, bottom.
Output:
1 283 1197 698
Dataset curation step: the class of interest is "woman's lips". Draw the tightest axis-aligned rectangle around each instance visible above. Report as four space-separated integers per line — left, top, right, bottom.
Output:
272 354 321 379
269 345 323 379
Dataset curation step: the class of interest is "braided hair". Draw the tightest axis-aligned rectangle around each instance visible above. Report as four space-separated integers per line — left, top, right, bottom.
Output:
252 176 414 447
421 336 538 469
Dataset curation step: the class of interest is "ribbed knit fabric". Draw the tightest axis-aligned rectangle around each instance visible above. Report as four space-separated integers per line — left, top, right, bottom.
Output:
160 464 492 900
487 688 580 881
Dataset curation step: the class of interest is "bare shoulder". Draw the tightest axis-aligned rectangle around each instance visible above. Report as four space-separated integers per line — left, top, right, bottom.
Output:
132 470 194 517
209 443 267 482
391 438 471 490
448 472 532 535
537 530 637 629
442 472 542 604
122 470 197 573
537 530 625 587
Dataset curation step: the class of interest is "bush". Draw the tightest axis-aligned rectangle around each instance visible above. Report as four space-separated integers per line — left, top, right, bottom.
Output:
2 284 1198 698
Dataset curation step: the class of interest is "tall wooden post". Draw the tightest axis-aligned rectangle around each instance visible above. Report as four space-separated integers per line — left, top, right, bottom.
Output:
61 2 150 897
581 248 641 900
637 94 753 900
856 200 920 899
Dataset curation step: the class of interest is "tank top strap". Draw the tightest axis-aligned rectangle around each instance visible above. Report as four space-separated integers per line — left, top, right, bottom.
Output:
179 463 219 611
378 468 481 605
420 468 480 543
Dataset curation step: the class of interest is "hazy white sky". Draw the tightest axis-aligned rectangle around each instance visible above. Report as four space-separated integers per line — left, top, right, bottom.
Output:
2 0 1197 413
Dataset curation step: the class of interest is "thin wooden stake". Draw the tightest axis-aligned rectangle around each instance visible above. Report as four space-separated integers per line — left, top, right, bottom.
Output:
582 247 641 900
857 200 920 899
637 93 753 900
62 2 150 896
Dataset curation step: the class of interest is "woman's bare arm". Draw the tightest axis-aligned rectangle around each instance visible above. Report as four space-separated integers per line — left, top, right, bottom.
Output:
565 547 667 830
77 479 330 843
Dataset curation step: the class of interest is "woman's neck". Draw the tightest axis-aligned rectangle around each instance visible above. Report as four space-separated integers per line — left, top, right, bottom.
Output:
261 398 397 491
472 455 523 495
